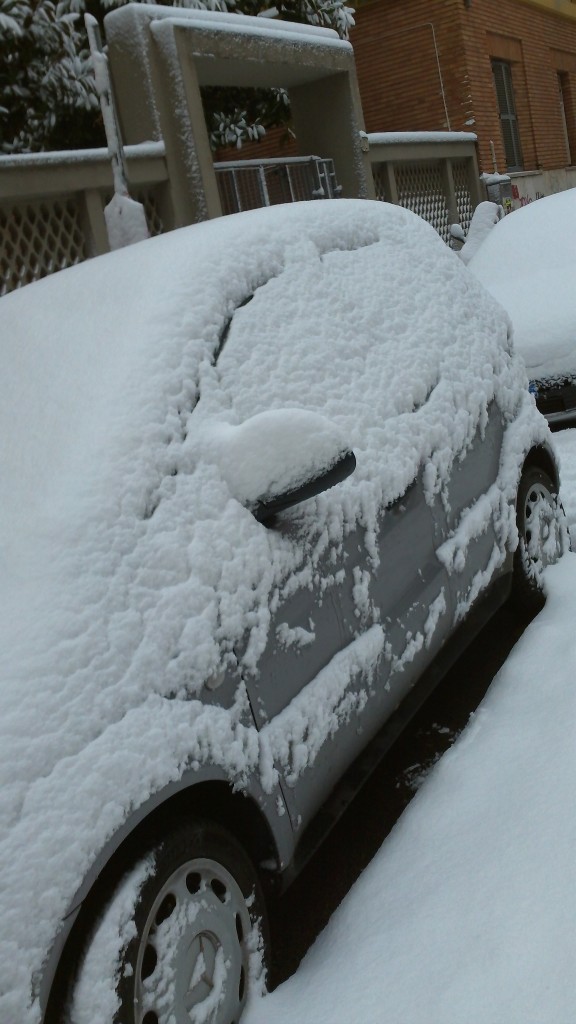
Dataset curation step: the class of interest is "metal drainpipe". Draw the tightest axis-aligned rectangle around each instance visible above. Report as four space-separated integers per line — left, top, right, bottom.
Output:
428 22 451 131
383 22 452 132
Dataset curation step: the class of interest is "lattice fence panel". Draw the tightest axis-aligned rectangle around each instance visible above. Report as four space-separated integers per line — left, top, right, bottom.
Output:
371 166 387 203
1 197 88 296
395 161 451 243
133 187 164 236
451 160 474 234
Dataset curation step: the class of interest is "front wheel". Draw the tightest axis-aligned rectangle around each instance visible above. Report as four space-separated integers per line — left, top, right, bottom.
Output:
513 464 566 611
70 820 269 1024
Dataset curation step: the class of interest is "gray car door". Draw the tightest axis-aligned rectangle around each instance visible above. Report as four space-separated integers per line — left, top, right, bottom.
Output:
434 404 509 626
205 240 459 836
244 467 453 836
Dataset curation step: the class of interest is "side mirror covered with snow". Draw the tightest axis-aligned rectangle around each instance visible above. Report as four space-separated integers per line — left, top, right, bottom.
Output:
196 409 356 523
252 448 356 524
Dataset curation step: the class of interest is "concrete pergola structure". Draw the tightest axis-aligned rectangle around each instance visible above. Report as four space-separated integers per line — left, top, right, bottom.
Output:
104 5 374 226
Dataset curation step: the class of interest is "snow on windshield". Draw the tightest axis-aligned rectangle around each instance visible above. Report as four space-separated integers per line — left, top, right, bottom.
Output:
0 199 546 1023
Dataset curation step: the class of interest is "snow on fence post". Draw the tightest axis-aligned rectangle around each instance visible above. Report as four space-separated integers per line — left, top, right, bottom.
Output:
85 14 149 251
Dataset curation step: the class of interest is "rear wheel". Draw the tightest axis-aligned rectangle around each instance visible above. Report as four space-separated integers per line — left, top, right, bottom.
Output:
513 465 566 611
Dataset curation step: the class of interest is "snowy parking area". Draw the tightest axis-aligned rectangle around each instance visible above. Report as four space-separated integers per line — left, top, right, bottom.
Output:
244 429 576 1024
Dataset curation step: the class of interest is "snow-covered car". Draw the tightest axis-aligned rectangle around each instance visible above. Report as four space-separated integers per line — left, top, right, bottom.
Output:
0 199 565 1024
467 189 576 425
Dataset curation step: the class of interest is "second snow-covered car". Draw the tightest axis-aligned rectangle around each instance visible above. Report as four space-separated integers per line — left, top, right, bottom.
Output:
0 199 565 1024
467 188 576 425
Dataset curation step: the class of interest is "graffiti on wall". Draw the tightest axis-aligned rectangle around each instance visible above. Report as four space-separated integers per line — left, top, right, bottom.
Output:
511 184 546 207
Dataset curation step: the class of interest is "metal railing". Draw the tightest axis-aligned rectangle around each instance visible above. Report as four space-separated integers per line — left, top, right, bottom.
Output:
214 156 341 214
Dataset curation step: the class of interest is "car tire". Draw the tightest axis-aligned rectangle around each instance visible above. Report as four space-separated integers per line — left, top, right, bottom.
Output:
103 820 269 1024
513 464 565 611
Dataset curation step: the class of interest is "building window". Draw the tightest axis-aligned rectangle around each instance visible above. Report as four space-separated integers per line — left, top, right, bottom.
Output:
492 59 523 171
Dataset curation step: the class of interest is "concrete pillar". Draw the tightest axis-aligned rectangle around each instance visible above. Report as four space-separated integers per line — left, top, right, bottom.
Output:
147 21 223 225
104 5 373 223
289 72 374 200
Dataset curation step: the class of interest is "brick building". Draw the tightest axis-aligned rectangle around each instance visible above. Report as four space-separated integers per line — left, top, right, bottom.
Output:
350 0 576 204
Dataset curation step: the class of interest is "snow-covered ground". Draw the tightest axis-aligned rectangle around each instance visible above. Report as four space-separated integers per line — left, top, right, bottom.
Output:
244 429 576 1024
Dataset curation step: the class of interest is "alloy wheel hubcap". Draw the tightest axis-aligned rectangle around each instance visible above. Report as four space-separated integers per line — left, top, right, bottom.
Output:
521 481 558 575
134 857 251 1024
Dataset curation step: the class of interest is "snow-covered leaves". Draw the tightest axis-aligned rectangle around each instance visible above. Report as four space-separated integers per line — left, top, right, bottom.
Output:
276 0 354 36
0 0 98 152
210 106 266 150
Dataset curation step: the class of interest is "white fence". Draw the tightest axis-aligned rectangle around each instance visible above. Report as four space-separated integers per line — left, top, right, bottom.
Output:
368 132 483 244
1 135 483 295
